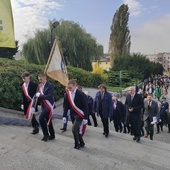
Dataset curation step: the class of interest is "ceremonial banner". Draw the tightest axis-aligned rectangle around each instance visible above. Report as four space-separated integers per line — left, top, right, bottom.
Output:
45 39 68 86
0 0 16 48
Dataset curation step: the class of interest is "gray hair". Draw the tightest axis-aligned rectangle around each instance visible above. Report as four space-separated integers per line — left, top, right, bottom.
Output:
129 86 136 91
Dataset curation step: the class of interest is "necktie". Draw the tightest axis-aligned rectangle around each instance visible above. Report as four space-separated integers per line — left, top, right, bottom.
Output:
131 95 133 101
148 101 151 110
101 92 104 99
149 101 151 106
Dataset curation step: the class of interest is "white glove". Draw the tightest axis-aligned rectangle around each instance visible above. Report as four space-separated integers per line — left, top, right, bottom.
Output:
30 107 35 113
63 117 67 123
83 119 88 125
36 92 40 97
38 105 41 111
21 104 24 110
151 116 157 125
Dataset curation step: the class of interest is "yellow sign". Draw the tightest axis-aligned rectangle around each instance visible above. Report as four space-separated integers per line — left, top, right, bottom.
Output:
0 0 16 48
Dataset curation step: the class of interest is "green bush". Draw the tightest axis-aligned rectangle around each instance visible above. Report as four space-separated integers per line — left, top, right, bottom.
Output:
67 66 106 87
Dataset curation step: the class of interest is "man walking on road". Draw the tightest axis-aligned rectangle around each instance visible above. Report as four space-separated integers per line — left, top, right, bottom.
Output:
35 73 55 142
93 84 113 137
143 94 159 140
125 86 143 142
63 79 88 149
21 72 39 134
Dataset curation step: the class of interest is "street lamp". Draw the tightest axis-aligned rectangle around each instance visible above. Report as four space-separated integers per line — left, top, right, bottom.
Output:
49 21 60 48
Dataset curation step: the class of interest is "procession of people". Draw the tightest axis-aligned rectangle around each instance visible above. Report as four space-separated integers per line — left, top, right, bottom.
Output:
20 72 170 150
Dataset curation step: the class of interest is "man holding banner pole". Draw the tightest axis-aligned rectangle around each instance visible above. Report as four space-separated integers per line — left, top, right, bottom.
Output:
63 79 88 149
35 73 55 142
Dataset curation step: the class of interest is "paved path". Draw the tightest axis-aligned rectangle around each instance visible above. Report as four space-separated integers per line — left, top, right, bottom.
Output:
0 87 170 169
0 117 170 170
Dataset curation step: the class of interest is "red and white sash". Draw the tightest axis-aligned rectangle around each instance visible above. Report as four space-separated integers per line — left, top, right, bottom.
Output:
42 99 54 126
66 91 84 118
39 83 54 126
22 83 33 120
79 121 86 136
22 83 32 101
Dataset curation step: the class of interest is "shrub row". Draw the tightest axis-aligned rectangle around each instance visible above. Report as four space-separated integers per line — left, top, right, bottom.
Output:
0 59 105 110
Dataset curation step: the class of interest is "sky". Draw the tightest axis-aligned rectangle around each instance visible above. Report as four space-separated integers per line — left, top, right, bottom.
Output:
10 0 170 55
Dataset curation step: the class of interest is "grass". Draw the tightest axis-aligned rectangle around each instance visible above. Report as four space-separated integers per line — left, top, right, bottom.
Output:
107 86 125 92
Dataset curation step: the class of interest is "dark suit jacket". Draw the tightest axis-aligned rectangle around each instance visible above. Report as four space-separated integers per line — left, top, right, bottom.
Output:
125 93 144 124
111 100 124 122
143 100 159 121
21 81 38 115
87 95 94 115
38 81 55 110
93 91 113 119
63 89 88 120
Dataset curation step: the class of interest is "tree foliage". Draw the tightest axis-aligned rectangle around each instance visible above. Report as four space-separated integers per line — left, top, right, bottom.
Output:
109 4 131 66
23 29 50 65
0 41 19 59
111 53 164 81
23 20 103 71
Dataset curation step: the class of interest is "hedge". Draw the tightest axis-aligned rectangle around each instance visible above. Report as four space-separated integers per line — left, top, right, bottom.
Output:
0 59 105 110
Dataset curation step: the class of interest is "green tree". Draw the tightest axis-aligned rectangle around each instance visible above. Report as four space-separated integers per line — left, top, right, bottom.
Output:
23 20 103 71
111 53 164 81
0 41 19 59
23 29 50 65
55 20 103 71
109 4 131 66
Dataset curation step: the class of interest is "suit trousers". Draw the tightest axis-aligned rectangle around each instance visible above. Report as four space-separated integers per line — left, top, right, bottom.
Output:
72 118 84 146
144 117 154 137
31 114 39 129
99 109 109 134
39 108 55 137
101 117 109 134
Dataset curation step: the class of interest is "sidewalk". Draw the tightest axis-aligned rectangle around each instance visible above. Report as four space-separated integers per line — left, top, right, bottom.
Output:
0 87 170 169
0 115 170 170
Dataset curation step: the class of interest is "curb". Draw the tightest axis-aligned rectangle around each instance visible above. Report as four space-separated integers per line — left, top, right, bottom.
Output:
0 98 64 127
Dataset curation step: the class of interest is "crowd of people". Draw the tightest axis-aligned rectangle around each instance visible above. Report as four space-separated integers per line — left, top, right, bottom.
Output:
110 74 170 142
21 72 170 150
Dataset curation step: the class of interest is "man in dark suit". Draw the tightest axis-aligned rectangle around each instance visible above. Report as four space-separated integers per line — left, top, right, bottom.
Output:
93 84 113 137
35 73 55 142
84 91 98 127
21 72 39 134
111 96 124 133
125 86 144 142
143 93 159 140
63 79 88 149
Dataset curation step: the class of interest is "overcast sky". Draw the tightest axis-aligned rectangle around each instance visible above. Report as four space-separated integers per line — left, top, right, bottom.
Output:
11 0 170 55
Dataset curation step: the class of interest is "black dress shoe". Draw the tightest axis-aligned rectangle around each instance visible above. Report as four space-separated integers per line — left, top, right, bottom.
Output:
49 136 55 140
105 133 109 138
31 128 39 135
79 142 85 147
133 136 136 140
103 132 106 135
136 137 140 142
94 124 98 127
41 135 49 142
74 145 80 149
60 128 66 131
